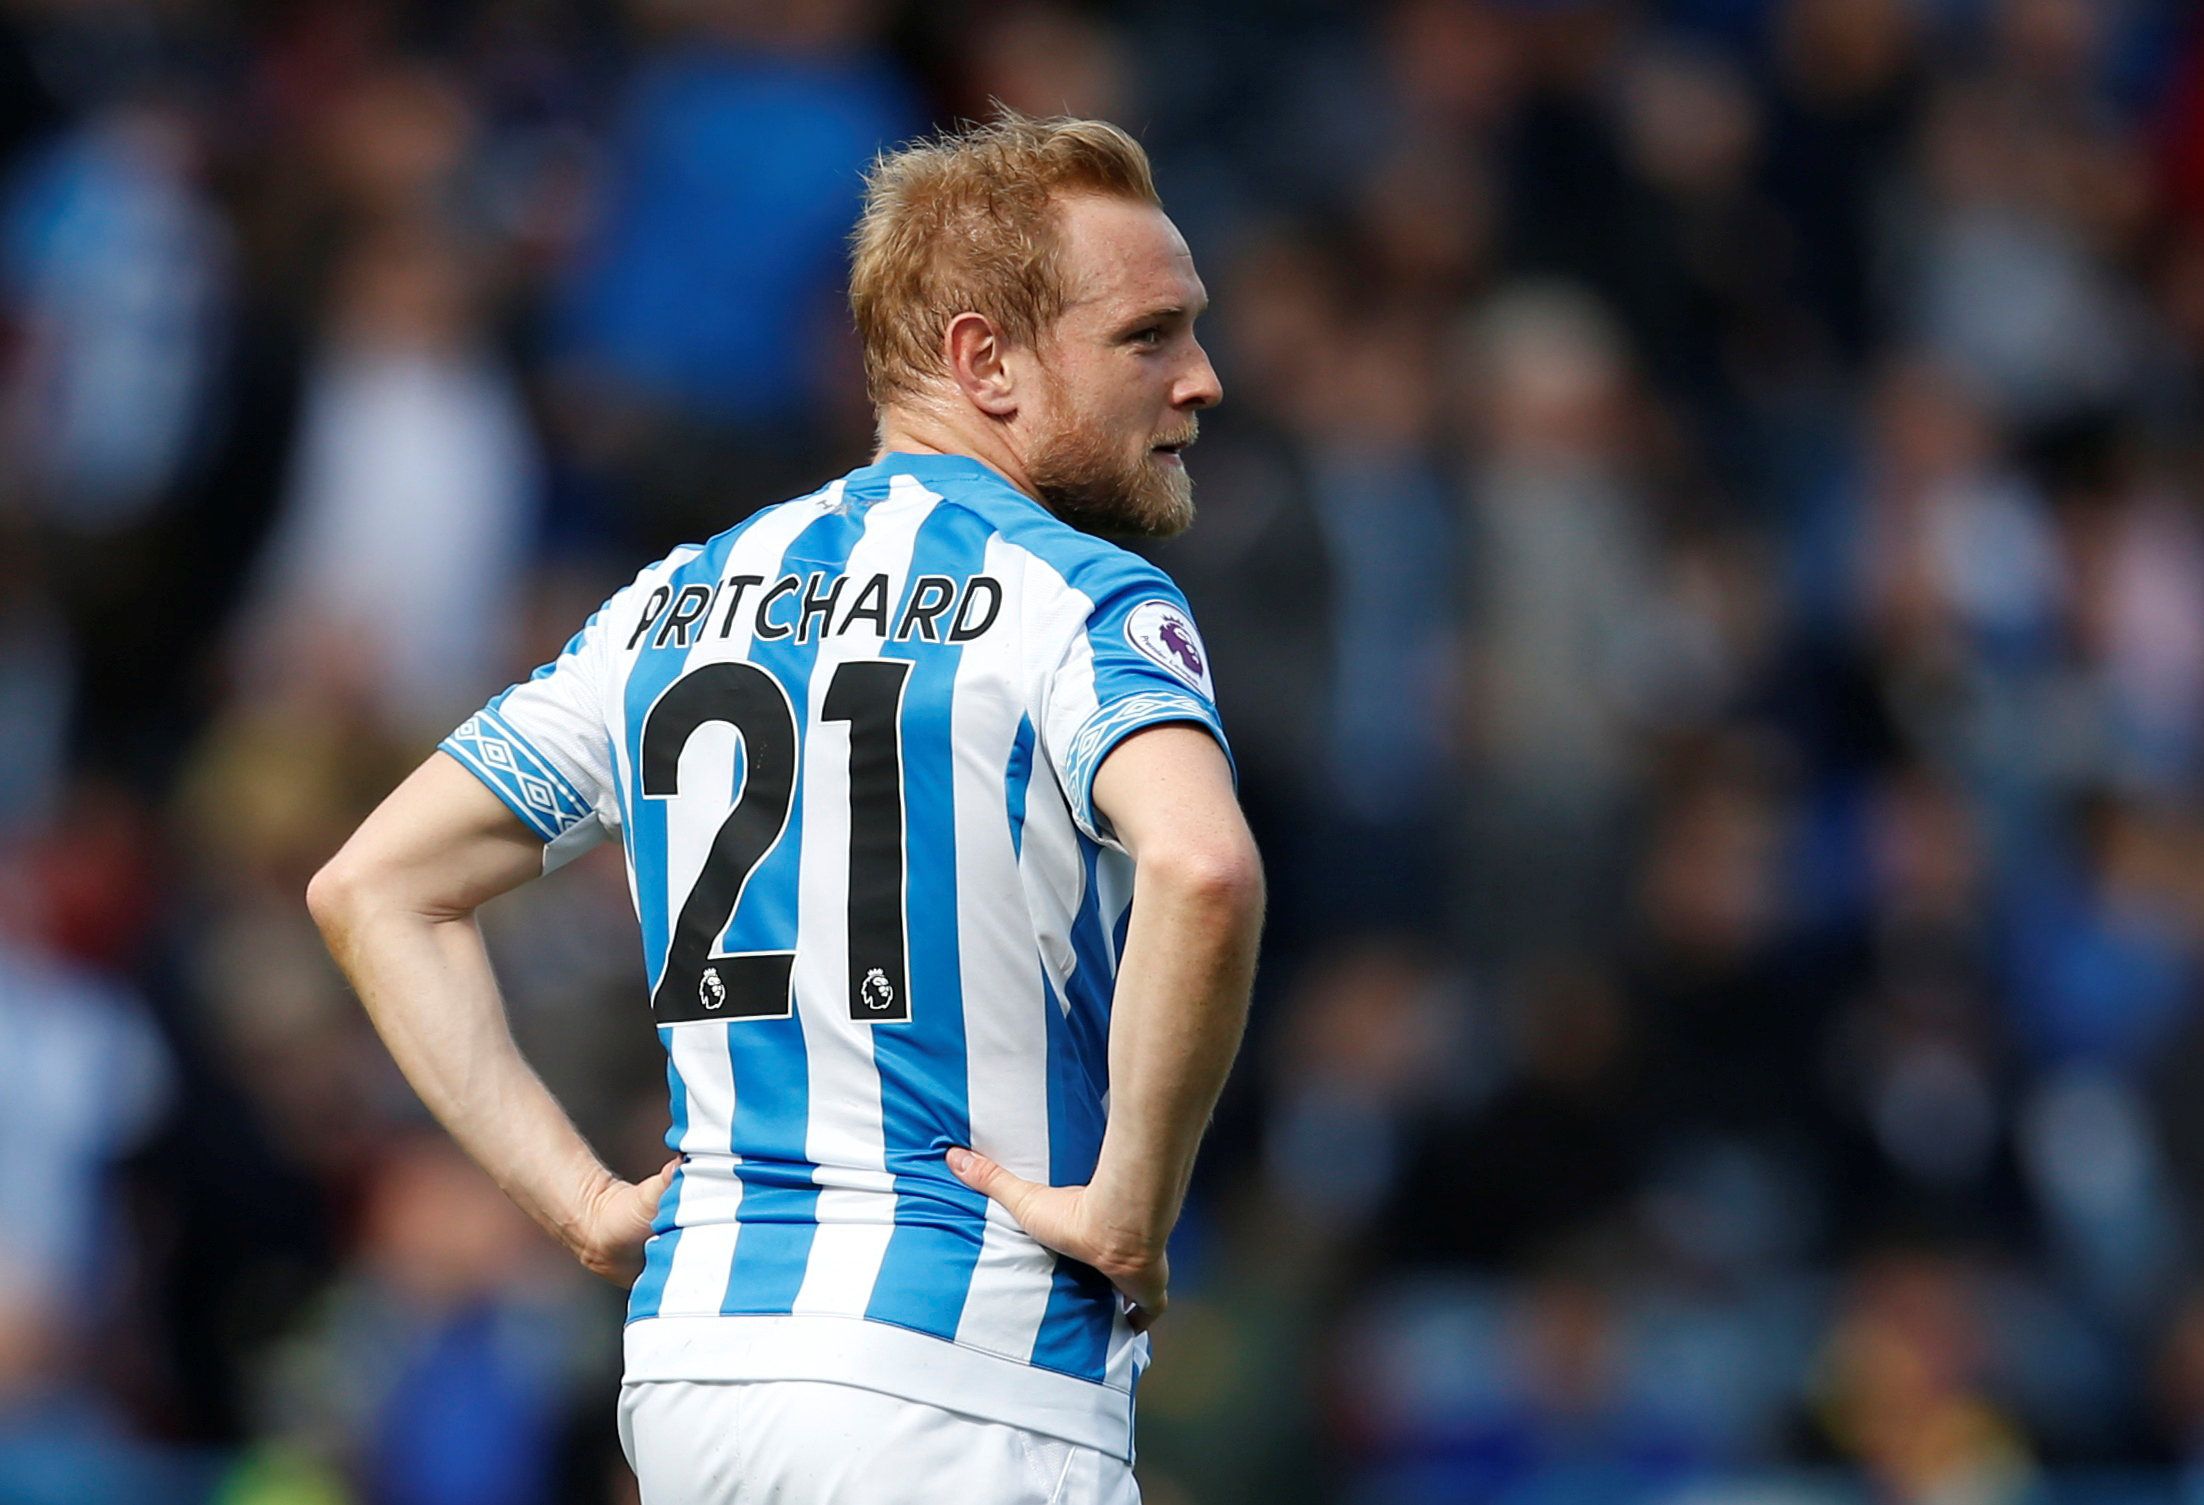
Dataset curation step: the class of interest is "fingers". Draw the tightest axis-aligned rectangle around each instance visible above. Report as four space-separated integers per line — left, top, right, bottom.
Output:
632 1160 679 1226
945 1145 990 1187
948 1149 1166 1320
947 1147 1038 1221
1119 1259 1168 1323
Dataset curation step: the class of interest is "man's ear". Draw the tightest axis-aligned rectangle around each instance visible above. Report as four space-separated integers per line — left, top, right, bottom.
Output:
944 312 1019 417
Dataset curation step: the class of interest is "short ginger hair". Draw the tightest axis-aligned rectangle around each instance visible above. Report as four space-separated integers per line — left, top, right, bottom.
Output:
850 112 1162 406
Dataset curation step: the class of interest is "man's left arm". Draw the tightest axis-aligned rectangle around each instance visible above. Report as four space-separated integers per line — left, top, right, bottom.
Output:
307 752 673 1283
952 723 1261 1328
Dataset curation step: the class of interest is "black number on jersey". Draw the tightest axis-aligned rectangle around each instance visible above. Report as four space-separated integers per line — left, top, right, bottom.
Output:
641 663 799 1022
641 659 914 1026
822 659 912 1021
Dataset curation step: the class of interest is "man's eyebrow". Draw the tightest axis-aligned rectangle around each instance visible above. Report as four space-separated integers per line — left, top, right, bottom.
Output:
1117 298 1209 329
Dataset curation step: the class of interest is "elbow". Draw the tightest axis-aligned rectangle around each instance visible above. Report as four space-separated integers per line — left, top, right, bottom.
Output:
304 853 361 937
1197 842 1266 921
307 846 398 938
308 844 480 936
1144 831 1266 924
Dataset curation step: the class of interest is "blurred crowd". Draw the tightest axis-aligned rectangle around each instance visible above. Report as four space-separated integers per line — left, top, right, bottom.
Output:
11 0 2204 1501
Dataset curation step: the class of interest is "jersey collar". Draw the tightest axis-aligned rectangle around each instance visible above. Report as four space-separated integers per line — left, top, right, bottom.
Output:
849 450 1028 500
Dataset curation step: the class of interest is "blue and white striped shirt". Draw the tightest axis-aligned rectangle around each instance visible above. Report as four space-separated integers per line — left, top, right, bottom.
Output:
440 453 1230 1456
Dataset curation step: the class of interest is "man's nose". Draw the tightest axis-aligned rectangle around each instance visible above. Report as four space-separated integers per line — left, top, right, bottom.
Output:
1178 343 1223 410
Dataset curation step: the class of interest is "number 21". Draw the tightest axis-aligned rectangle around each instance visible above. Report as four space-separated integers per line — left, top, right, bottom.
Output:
640 659 912 1026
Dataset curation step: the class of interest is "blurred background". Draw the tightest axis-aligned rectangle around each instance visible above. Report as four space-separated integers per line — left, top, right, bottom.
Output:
11 0 2204 1500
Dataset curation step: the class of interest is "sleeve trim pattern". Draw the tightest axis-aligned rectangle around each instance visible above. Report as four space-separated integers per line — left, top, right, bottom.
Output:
1060 689 1229 836
440 708 595 843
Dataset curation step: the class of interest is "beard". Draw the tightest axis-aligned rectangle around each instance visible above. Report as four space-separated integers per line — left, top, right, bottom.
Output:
1027 407 1197 540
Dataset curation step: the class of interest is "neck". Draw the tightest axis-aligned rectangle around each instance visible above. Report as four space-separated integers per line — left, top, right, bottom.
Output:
874 404 1040 502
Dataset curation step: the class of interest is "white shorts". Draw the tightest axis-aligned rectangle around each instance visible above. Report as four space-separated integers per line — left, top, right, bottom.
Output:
618 1378 1142 1505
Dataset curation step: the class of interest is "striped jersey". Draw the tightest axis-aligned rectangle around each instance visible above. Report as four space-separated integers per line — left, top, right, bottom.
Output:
439 452 1231 1457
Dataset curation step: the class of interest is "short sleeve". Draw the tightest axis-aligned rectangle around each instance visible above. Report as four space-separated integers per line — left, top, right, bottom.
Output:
1039 567 1234 847
439 603 621 870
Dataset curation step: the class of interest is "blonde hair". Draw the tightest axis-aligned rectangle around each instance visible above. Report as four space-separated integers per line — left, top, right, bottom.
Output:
850 111 1161 406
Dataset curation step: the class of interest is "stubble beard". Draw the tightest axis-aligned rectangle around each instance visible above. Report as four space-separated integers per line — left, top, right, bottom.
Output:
1027 407 1197 540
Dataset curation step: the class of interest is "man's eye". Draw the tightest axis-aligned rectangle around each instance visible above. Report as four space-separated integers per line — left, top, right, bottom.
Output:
1129 327 1164 346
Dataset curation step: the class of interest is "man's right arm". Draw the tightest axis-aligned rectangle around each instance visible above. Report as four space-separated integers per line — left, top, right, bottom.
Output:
307 753 674 1283
950 722 1262 1326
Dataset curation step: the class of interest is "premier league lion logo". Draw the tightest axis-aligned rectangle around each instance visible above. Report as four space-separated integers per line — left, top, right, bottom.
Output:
1125 599 1215 695
861 967 895 1012
1157 617 1204 679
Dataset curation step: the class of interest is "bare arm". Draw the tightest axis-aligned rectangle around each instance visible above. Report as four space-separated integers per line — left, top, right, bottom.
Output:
951 722 1263 1325
306 754 674 1282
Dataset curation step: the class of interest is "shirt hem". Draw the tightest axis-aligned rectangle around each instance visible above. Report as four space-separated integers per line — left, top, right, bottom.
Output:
622 1312 1135 1460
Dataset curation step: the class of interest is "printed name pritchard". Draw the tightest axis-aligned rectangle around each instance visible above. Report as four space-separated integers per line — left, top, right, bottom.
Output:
628 572 1005 653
